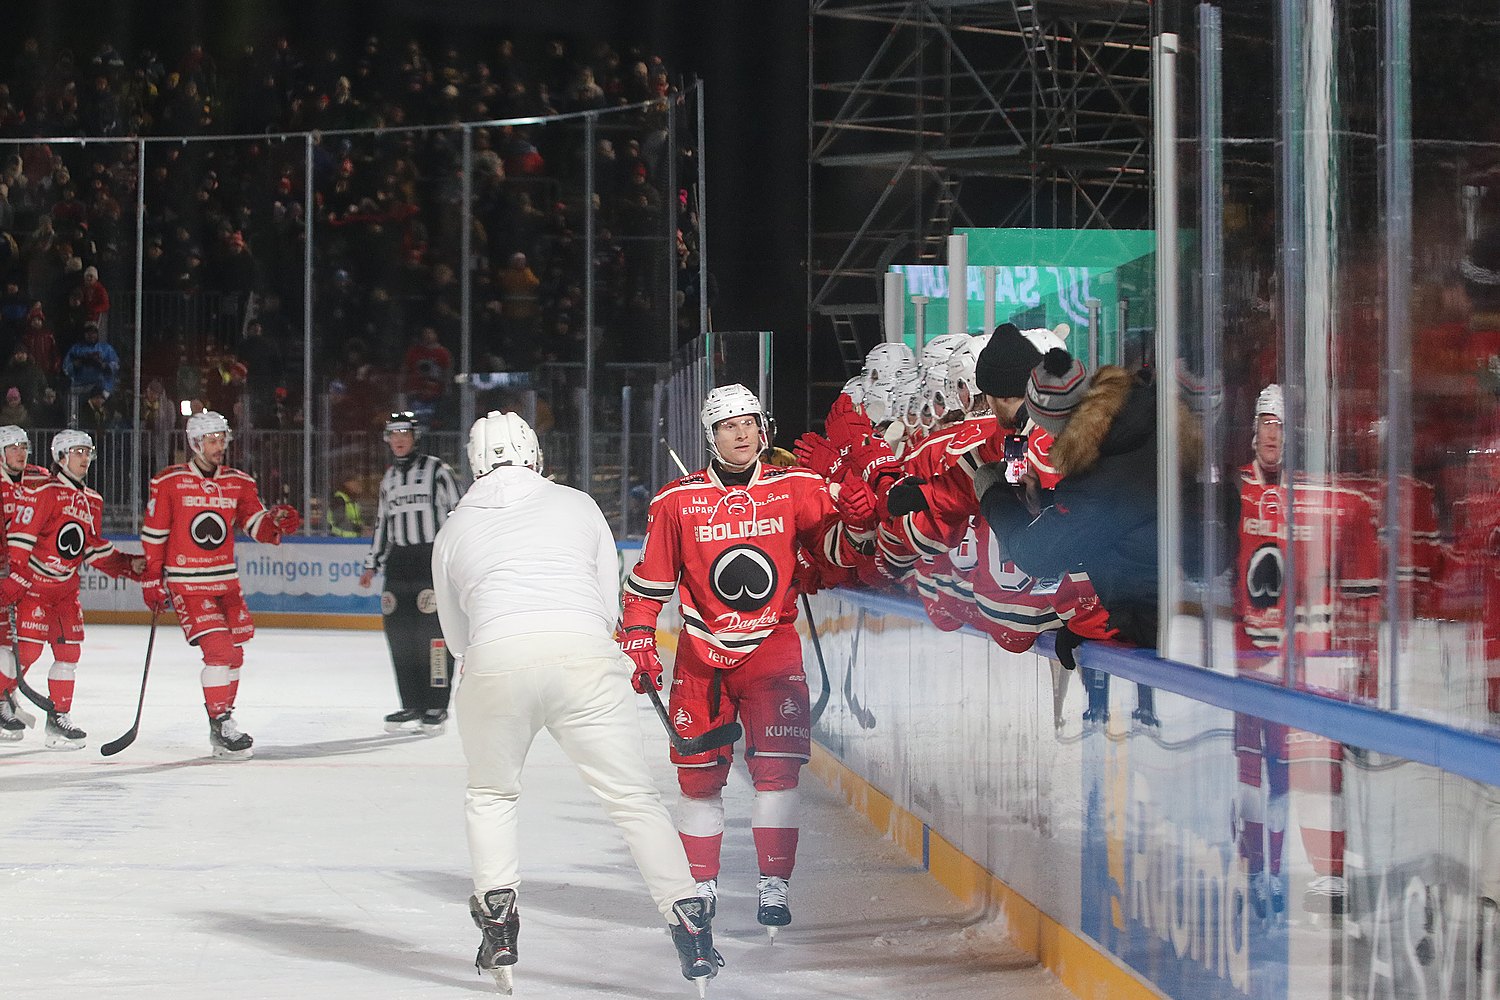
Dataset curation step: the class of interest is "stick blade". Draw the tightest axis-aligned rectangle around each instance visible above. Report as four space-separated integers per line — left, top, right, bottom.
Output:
676 721 742 756
99 727 139 757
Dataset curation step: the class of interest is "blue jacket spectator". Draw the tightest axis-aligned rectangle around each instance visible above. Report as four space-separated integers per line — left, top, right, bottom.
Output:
62 322 120 397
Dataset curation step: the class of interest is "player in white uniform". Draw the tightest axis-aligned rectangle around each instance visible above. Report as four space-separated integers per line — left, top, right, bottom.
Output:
431 410 722 995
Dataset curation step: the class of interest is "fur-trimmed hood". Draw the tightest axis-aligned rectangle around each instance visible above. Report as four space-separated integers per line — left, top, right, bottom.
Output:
1050 366 1145 477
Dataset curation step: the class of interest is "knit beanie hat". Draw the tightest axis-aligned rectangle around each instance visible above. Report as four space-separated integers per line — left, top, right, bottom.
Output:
974 323 1043 398
1026 348 1089 437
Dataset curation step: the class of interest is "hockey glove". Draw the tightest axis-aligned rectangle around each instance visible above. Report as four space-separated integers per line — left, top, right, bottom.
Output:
620 627 664 694
825 401 874 451
141 579 172 615
885 476 929 517
0 573 28 607
846 437 902 490
793 432 843 480
268 503 302 536
832 477 878 532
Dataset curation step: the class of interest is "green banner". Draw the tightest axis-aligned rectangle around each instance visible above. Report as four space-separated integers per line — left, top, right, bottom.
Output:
889 228 1156 367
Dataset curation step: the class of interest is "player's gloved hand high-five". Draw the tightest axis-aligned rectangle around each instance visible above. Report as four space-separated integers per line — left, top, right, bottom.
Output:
620 625 663 693
268 503 301 537
141 578 171 615
831 478 878 532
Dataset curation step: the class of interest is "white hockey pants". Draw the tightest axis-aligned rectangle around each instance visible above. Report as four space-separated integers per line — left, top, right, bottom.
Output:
456 632 697 921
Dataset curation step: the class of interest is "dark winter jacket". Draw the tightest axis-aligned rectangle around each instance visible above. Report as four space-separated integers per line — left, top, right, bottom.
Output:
980 366 1161 647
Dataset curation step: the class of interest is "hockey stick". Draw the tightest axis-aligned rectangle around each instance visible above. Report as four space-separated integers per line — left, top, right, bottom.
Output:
644 683 742 756
801 592 832 725
7 605 55 716
100 610 161 757
842 608 877 729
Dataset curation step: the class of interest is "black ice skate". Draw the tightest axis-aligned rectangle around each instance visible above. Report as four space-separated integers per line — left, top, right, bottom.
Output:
209 712 254 760
757 875 792 941
0 693 25 742
670 896 723 997
695 877 718 920
420 708 448 736
384 709 421 733
470 887 519 995
45 711 86 750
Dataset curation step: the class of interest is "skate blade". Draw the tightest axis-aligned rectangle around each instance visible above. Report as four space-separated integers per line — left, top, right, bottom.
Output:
0 728 23 742
45 735 85 750
765 925 779 943
420 722 447 736
488 966 513 995
384 720 420 734
696 975 708 998
211 745 255 761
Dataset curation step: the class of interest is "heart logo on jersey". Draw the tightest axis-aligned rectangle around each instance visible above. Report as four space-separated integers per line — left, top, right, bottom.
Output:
190 511 228 549
709 544 777 612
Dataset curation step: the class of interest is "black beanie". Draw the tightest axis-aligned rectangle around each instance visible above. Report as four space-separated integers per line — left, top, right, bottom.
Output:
975 323 1044 398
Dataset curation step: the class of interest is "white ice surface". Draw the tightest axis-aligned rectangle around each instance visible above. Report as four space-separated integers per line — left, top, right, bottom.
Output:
0 626 1071 999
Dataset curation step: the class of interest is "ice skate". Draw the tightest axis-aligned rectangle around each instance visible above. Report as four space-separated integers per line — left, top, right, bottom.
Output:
1303 874 1347 915
670 896 722 995
44 711 86 750
1131 706 1160 731
1269 872 1286 916
0 694 25 742
383 708 421 733
695 877 718 920
6 691 35 728
470 888 519 995
757 875 791 941
1081 706 1108 733
420 708 448 736
209 712 254 760
1249 871 1270 921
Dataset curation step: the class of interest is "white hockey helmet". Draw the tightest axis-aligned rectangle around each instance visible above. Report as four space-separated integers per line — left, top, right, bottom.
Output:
920 359 952 427
840 376 866 413
942 332 992 414
1255 383 1285 422
919 332 969 372
889 368 924 430
1020 323 1069 355
383 410 420 441
468 410 540 476
701 383 768 461
186 410 232 456
0 425 29 452
51 428 95 464
862 342 916 384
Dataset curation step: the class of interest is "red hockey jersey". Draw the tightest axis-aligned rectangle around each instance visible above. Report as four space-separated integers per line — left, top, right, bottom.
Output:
141 462 280 592
0 462 53 576
8 471 133 586
1234 466 1381 688
623 462 857 668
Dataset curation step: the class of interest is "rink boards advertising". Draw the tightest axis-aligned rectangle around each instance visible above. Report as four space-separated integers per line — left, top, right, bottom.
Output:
801 587 1500 1000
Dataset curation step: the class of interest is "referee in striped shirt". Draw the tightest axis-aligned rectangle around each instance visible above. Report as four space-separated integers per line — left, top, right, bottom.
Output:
359 412 462 735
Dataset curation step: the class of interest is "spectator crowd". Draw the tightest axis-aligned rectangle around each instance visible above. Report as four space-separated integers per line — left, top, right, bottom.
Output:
0 32 704 437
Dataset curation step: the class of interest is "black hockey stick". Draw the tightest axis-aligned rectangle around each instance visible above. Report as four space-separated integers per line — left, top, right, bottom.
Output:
842 608 876 729
100 611 161 757
7 605 55 716
644 684 742 756
801 593 832 725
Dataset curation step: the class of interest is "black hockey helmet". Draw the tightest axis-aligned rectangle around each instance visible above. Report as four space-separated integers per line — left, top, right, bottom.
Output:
383 411 420 441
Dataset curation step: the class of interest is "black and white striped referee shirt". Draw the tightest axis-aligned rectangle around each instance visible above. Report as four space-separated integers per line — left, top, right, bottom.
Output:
364 453 462 571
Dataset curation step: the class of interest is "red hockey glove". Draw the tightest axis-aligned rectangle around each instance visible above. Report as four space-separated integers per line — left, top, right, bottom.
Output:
268 503 301 536
885 476 930 517
832 478 877 532
0 573 28 607
793 432 843 480
846 437 901 488
620 627 663 694
141 579 171 615
825 402 874 451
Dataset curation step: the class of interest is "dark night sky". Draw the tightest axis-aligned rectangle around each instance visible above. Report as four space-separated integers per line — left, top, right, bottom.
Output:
8 0 811 414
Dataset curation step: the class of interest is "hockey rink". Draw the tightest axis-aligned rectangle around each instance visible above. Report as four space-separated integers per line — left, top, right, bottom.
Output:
0 626 1070 999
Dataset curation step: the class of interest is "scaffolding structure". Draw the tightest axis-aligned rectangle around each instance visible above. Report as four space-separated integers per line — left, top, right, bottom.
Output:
808 0 1156 388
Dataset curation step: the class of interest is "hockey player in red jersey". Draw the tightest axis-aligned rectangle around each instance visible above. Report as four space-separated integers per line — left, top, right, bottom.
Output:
0 424 51 741
620 384 872 939
140 410 301 760
0 430 148 749
1232 384 1382 916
